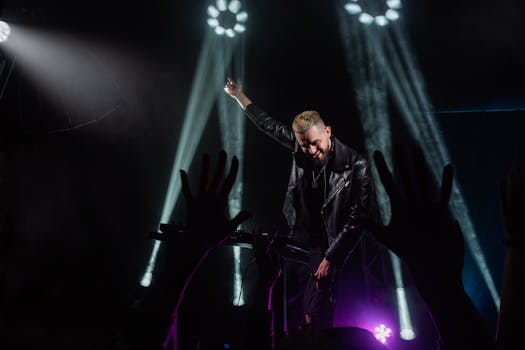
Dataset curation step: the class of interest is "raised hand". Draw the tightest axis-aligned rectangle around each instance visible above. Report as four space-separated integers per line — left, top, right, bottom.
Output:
224 78 243 98
369 146 462 284
180 150 252 252
368 146 499 350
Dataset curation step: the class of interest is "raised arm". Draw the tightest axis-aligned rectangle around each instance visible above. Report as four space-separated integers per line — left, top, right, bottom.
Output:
224 78 253 110
224 79 295 150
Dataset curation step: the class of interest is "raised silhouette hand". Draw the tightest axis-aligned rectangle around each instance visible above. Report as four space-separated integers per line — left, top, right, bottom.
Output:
180 150 252 252
368 146 463 284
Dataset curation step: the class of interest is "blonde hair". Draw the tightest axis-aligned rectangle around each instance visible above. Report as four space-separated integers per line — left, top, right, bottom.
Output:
292 110 325 133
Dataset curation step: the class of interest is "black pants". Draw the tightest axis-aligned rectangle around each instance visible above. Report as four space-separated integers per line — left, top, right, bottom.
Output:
272 248 340 340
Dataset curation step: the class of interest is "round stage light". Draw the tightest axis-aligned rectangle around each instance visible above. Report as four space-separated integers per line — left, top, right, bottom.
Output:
207 0 248 38
374 324 393 344
344 0 402 27
0 21 10 43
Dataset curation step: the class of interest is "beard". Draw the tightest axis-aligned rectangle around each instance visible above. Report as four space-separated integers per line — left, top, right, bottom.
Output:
310 150 330 169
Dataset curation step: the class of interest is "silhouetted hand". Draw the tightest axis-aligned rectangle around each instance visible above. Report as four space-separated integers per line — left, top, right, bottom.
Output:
180 150 252 252
499 168 525 243
313 258 332 289
367 146 463 284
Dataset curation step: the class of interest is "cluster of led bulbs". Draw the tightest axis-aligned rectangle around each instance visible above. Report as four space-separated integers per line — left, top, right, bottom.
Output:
345 0 402 27
207 0 248 38
0 21 10 42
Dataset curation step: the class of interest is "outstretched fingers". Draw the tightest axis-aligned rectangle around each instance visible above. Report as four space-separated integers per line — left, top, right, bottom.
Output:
210 150 227 193
220 155 239 197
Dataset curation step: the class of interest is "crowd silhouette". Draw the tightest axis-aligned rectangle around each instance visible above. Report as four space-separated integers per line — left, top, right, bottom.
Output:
1 146 523 350
108 145 523 350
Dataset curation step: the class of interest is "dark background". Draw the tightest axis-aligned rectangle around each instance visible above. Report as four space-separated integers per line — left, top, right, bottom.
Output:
0 0 524 349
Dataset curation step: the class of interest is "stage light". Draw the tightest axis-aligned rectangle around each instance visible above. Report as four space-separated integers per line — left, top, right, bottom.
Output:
0 21 10 42
385 9 400 21
234 23 245 33
208 18 219 27
375 16 388 26
387 0 402 9
344 3 362 15
358 13 374 25
208 5 220 18
236 11 248 23
228 0 241 14
217 0 227 11
345 0 402 27
374 324 392 344
207 0 248 38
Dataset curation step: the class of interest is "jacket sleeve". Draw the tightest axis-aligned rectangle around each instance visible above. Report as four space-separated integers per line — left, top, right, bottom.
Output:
324 158 377 265
245 104 295 150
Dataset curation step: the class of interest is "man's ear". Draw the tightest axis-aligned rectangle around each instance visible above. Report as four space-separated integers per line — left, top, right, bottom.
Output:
326 125 332 137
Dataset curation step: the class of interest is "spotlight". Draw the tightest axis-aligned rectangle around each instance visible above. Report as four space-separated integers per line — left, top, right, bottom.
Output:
207 0 248 38
358 13 374 25
375 16 388 26
0 20 10 43
374 324 392 344
385 9 400 21
387 0 402 9
344 3 362 15
345 0 402 27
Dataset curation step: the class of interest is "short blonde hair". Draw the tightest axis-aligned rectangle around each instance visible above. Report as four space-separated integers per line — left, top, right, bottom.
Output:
292 110 325 133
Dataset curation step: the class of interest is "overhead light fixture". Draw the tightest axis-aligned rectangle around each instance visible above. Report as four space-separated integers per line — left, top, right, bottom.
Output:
207 0 248 38
345 0 402 27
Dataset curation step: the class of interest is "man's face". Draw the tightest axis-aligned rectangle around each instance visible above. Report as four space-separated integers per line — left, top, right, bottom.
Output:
294 124 332 163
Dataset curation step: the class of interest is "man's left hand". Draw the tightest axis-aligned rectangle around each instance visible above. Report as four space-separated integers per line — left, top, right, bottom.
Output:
314 257 332 288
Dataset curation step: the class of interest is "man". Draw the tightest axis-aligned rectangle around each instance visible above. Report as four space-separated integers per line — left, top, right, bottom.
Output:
224 79 377 334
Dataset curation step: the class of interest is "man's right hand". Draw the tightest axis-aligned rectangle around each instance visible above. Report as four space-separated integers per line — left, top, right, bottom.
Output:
224 78 242 98
224 78 252 110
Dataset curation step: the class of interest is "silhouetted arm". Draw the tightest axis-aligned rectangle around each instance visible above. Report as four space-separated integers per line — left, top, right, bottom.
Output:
496 168 525 349
367 146 496 350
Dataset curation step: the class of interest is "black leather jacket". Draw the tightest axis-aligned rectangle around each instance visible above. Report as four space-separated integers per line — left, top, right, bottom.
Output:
245 104 378 266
